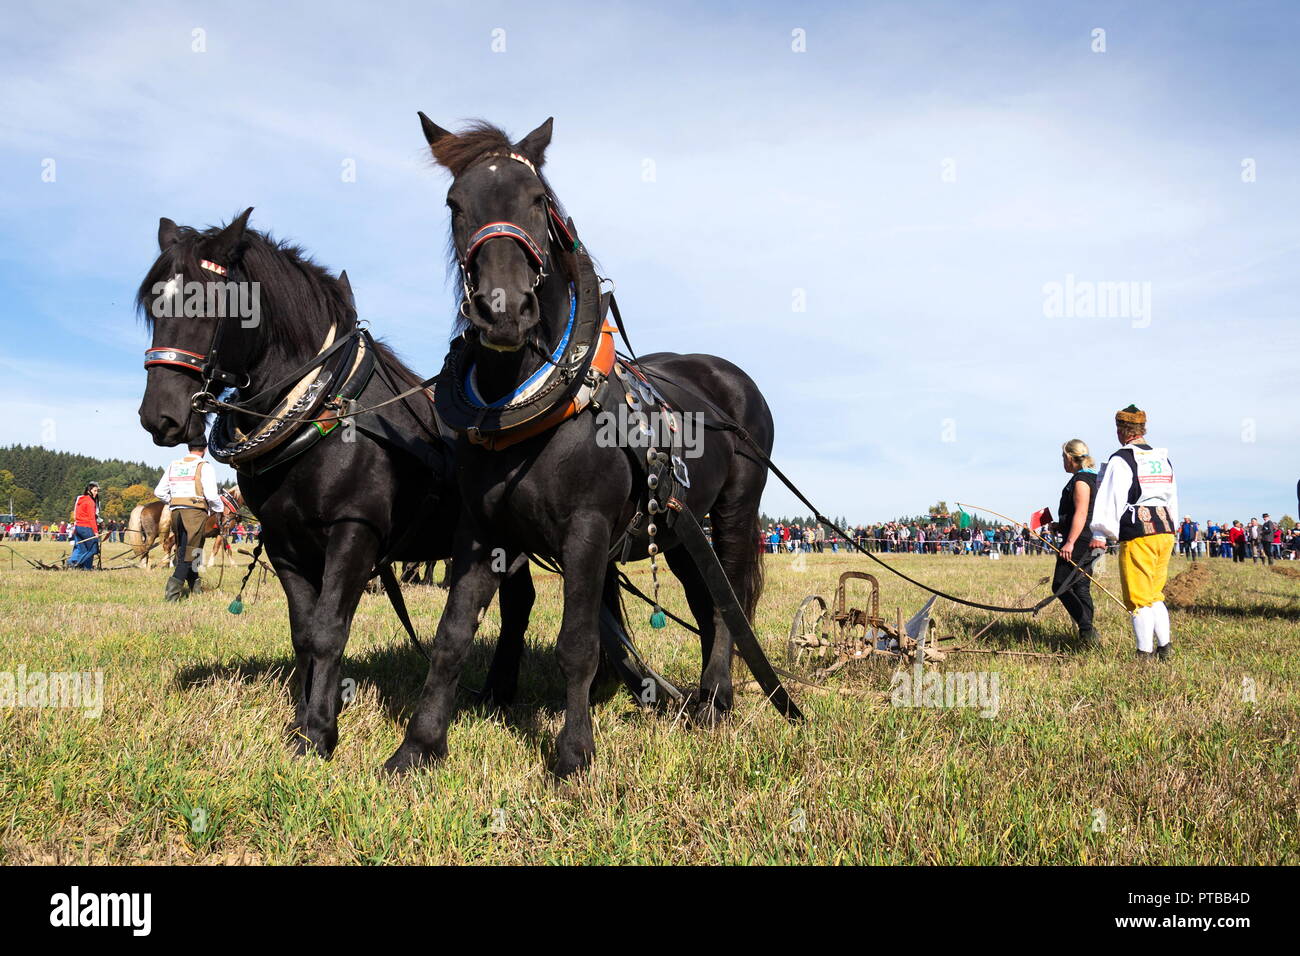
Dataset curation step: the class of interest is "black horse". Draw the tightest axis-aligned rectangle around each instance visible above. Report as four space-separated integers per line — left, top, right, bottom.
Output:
135 211 535 756
385 118 777 778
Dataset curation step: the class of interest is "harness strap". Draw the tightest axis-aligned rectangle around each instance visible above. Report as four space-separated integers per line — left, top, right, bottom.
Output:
236 327 355 414
377 562 432 662
603 293 639 362
670 504 803 722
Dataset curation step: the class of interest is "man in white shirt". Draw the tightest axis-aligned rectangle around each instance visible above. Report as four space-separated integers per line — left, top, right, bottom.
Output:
1090 405 1179 660
154 440 224 601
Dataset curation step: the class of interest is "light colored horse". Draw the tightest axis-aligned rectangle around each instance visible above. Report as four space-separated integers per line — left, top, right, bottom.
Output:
125 491 242 569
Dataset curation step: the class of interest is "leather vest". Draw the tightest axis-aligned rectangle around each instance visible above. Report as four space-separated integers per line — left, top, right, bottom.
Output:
166 457 209 512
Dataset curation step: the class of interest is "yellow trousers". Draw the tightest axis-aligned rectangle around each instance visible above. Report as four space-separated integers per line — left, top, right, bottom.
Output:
1118 534 1175 612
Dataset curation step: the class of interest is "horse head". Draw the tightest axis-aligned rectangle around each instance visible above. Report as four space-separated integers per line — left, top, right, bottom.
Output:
135 209 354 447
419 115 571 354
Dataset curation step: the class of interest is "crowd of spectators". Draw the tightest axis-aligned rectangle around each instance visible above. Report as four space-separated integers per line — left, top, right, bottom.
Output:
2 519 127 542
762 520 1055 555
3 518 259 544
1177 516 1297 564
761 515 1300 561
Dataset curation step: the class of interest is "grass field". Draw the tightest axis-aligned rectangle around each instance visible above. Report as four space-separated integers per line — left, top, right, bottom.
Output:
1 539 1296 865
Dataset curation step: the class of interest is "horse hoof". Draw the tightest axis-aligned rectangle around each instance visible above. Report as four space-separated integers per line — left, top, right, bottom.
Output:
287 728 336 759
382 743 438 776
690 699 731 730
481 680 517 708
552 751 592 780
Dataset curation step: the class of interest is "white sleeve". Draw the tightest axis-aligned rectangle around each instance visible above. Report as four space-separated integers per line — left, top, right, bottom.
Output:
154 470 170 502
201 463 224 512
1090 454 1132 542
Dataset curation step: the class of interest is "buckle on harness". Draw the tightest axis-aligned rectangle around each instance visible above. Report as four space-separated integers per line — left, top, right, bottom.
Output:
671 455 691 489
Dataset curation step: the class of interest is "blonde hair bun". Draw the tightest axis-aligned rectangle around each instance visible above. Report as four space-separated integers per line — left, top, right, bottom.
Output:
1062 438 1095 469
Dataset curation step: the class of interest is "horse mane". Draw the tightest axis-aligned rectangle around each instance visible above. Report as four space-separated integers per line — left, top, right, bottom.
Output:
138 215 439 388
135 218 355 361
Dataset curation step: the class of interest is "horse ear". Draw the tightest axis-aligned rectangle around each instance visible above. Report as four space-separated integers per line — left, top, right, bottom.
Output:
514 117 553 167
158 217 180 251
208 207 254 262
337 269 355 309
418 112 453 148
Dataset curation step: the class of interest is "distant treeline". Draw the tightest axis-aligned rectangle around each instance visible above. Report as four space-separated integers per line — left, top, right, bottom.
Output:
0 445 161 522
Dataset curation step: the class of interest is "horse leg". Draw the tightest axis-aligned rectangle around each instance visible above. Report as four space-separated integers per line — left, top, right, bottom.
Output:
288 524 378 757
481 554 533 707
276 564 322 750
552 521 610 778
664 547 731 725
384 534 499 773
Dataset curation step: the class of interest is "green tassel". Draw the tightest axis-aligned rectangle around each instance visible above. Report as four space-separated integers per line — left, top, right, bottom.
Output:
228 598 243 615
649 610 667 629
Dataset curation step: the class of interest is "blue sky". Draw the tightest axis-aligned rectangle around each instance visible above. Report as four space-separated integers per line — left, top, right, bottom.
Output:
1 0 1296 523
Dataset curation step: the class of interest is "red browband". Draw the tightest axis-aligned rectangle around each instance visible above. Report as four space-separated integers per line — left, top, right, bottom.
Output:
144 346 206 373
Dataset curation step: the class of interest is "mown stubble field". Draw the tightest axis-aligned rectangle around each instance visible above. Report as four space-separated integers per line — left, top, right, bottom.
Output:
1 540 1296 864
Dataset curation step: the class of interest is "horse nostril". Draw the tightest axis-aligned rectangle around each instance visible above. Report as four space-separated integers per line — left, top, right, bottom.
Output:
518 291 538 325
471 292 497 323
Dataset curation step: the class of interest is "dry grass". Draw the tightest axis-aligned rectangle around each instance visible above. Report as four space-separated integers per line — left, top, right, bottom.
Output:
1 541 1297 864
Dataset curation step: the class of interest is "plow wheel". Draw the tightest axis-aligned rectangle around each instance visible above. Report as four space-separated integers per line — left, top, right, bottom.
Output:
787 594 830 667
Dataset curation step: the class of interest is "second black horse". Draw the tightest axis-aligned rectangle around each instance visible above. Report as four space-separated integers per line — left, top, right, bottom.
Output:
385 118 780 778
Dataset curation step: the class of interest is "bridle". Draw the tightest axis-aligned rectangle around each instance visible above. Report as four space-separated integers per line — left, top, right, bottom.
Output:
454 151 578 316
143 258 252 414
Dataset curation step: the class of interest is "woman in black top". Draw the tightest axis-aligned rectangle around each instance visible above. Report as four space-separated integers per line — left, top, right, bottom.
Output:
1052 439 1100 648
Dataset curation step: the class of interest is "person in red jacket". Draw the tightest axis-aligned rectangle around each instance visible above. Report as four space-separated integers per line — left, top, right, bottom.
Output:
67 482 101 569
1228 521 1246 563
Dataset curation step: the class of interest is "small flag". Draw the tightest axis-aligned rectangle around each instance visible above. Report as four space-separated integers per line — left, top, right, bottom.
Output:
1030 507 1052 531
957 508 972 529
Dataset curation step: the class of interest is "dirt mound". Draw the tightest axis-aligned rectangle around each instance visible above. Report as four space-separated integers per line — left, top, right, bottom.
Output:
1270 564 1300 582
1165 561 1212 609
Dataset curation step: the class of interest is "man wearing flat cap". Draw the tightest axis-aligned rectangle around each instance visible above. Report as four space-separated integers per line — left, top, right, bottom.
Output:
1090 405 1179 660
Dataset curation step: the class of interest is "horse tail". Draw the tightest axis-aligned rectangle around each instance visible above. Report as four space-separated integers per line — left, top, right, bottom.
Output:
741 510 766 622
